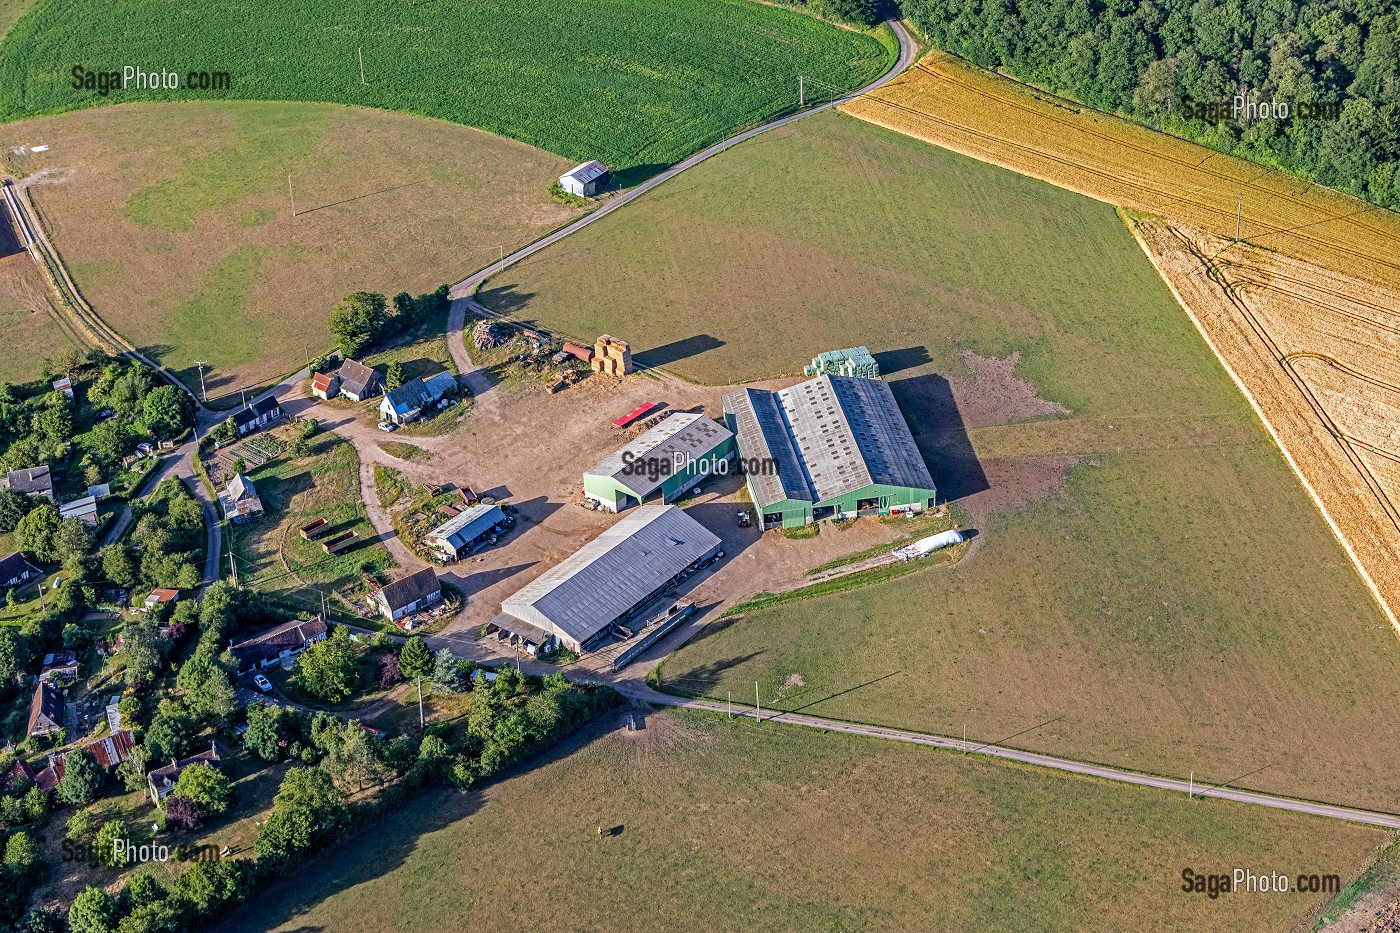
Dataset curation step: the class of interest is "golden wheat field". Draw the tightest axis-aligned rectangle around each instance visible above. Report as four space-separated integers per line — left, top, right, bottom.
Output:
841 51 1400 292
1132 218 1400 631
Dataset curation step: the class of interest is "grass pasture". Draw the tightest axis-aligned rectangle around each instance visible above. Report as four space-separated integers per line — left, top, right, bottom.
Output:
0 245 79 383
215 710 1386 933
0 101 587 403
0 0 892 179
227 429 392 616
487 111 1400 812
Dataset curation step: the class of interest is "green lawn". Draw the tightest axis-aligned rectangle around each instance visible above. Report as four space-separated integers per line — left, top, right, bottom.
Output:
215 710 1386 933
0 0 892 181
227 430 393 615
487 111 1400 812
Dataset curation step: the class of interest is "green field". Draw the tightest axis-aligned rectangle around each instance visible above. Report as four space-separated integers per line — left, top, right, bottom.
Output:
484 111 1400 812
216 710 1385 932
0 0 892 181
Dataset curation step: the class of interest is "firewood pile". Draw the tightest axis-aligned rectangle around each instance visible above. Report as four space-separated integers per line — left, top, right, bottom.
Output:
473 320 503 350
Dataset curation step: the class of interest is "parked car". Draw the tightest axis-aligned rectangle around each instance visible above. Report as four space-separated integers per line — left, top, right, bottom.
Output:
737 510 751 528
253 674 273 693
135 442 155 456
377 421 397 433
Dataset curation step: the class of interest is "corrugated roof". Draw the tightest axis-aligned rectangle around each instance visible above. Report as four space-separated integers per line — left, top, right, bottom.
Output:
725 375 934 509
501 505 719 648
385 371 456 416
426 503 505 550
722 388 815 509
562 160 609 183
586 413 733 497
227 473 256 501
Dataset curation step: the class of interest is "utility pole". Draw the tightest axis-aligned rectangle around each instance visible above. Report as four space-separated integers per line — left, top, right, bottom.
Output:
1235 196 1243 243
229 551 238 586
194 360 208 402
358 48 367 87
1188 771 1194 799
288 174 296 218
963 723 968 753
728 690 732 719
755 681 760 722
798 75 805 108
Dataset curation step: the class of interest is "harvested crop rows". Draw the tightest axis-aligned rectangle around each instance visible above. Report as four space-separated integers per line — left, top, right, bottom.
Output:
0 0 892 178
840 52 1400 292
1132 218 1400 631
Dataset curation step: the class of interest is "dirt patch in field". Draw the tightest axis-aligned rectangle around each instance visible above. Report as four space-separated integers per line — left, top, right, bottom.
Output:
953 455 1082 527
894 350 1075 523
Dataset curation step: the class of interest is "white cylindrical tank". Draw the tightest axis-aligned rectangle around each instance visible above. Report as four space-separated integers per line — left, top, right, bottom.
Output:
892 529 965 560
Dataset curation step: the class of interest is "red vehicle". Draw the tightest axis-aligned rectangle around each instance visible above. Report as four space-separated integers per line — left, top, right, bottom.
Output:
612 402 657 430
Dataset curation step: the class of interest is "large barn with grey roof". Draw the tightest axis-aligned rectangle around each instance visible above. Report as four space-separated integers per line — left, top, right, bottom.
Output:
494 505 721 654
722 374 936 529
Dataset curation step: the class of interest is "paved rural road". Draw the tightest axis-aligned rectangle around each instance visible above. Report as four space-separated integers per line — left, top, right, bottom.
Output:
446 13 918 309
623 690 1400 830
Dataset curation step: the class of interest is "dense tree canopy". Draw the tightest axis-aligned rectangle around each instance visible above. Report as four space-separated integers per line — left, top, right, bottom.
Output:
899 0 1400 206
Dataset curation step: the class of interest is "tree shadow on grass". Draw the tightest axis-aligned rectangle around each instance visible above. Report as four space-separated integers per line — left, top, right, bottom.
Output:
474 283 535 315
208 714 629 933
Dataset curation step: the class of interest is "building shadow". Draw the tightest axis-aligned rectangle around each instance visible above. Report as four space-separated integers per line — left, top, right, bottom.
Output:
448 561 537 599
0 212 23 259
608 163 670 189
873 346 931 376
890 372 989 502
508 495 562 529
632 334 725 370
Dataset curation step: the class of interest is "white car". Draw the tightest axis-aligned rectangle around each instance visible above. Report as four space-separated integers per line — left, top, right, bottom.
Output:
376 421 397 433
253 674 273 693
135 443 155 456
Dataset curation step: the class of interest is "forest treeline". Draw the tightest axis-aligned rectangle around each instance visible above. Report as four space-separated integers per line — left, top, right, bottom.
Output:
898 0 1400 208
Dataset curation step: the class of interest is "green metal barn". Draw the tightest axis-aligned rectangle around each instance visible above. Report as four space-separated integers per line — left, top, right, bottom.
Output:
584 413 735 512
723 375 936 529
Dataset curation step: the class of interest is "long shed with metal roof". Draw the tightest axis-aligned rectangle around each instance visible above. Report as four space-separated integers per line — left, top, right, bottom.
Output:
722 374 936 529
497 505 720 653
583 413 735 512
